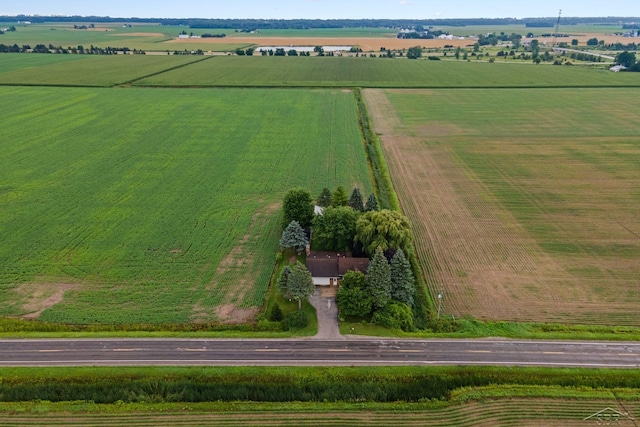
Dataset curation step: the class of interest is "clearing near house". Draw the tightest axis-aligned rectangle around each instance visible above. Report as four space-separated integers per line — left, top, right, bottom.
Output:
0 86 371 324
365 88 640 326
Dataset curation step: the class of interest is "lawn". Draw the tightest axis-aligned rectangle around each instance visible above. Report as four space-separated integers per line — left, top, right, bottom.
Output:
136 56 640 88
0 86 371 324
365 87 640 326
0 54 205 86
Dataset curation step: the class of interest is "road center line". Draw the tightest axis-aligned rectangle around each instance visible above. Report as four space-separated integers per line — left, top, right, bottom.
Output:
37 350 63 353
327 349 350 352
255 349 279 352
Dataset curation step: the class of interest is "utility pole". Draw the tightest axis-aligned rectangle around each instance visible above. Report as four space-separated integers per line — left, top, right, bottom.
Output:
437 292 443 320
552 9 562 47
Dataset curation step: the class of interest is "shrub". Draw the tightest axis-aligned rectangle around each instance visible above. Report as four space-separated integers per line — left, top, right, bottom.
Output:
371 302 415 332
283 310 308 330
269 303 284 322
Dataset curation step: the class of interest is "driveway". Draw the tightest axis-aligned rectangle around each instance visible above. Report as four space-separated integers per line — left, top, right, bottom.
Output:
308 286 344 340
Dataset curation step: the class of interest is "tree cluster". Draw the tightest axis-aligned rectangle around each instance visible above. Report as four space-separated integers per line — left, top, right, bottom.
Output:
0 43 144 54
336 247 416 330
615 51 640 71
312 186 380 253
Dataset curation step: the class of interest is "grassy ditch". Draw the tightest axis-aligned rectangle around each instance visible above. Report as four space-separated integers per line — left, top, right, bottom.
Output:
1 366 639 404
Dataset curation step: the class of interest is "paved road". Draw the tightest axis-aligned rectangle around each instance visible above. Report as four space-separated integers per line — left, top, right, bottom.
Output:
1 338 640 367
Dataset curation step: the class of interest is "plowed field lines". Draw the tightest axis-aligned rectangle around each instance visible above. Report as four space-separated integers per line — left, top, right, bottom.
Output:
363 89 640 324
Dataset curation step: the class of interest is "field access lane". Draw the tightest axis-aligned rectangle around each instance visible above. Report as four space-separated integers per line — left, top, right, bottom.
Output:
1 339 640 368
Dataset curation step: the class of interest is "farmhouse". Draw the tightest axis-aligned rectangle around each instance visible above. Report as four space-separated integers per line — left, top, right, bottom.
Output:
306 251 369 286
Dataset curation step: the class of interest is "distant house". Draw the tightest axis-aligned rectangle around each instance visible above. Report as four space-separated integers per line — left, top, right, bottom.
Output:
306 251 369 286
610 65 627 72
178 34 189 39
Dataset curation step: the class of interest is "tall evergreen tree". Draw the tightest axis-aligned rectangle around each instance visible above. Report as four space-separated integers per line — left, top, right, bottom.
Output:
317 188 332 208
279 220 309 252
286 261 316 310
331 186 349 207
365 193 379 212
348 187 365 212
278 265 292 298
390 249 415 307
367 247 392 310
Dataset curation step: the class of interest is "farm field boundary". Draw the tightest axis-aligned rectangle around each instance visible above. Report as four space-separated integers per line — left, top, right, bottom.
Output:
0 86 371 325
364 88 640 326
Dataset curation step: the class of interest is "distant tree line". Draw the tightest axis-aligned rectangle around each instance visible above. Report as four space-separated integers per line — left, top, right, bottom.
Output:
4 15 640 29
0 43 145 54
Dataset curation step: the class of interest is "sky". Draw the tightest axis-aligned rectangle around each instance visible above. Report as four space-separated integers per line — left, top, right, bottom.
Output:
3 0 639 20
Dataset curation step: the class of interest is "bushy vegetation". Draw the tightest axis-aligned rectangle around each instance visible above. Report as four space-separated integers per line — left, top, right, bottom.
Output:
2 366 640 404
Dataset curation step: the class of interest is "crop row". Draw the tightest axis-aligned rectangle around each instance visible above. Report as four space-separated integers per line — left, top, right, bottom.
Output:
0 86 371 324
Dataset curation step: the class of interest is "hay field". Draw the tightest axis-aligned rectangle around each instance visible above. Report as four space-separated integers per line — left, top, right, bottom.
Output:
365 88 640 325
0 87 371 324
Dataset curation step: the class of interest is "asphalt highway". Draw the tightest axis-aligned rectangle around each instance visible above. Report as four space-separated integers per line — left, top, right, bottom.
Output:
1 338 640 367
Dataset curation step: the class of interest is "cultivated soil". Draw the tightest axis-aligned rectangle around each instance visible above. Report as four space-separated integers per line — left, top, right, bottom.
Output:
16 283 79 319
364 89 640 325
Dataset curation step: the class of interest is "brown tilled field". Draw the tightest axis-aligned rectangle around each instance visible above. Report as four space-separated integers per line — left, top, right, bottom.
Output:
364 88 640 325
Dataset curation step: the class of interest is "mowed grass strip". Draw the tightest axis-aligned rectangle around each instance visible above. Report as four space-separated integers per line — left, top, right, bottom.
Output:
0 400 637 426
0 54 205 87
135 56 640 88
0 87 371 324
369 88 640 325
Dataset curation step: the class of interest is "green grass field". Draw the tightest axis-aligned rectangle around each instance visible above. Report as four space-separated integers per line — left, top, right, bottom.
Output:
0 366 639 425
0 86 371 324
136 56 640 88
372 87 640 325
0 54 205 86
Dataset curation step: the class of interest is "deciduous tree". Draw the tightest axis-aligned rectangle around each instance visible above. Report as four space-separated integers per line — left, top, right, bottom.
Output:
615 51 637 68
335 271 372 318
282 188 314 228
407 46 422 59
355 209 412 256
312 206 358 252
285 261 315 310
